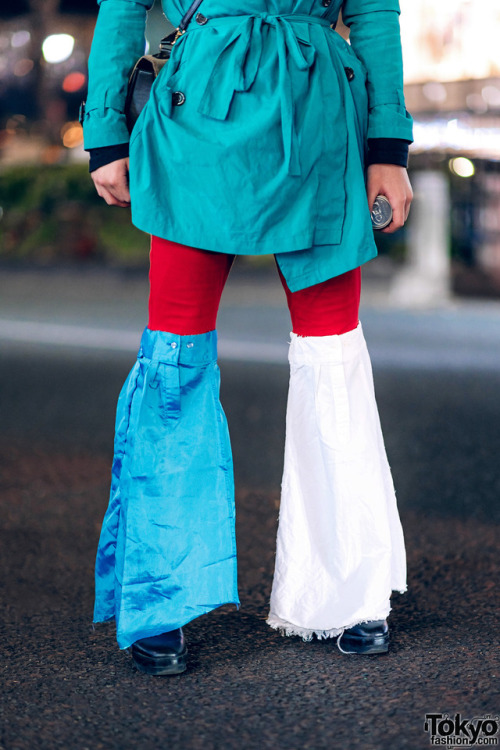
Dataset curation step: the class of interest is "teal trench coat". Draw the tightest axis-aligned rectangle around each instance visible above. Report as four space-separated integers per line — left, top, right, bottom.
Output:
83 0 414 291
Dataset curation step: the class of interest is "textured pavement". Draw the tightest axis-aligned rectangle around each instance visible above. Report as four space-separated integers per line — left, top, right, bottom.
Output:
0 265 499 749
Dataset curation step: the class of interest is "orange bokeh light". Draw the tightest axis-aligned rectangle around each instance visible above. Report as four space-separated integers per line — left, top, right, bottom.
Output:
62 72 86 93
61 121 83 148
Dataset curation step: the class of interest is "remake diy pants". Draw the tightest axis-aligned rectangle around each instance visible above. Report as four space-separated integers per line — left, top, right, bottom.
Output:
93 237 407 649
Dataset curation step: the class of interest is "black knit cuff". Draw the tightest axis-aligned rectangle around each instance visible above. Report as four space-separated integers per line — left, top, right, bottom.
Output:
87 143 130 173
87 138 410 173
366 138 411 168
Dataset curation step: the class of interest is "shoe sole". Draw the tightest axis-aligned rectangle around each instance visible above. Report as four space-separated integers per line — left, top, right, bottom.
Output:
337 635 389 655
131 649 188 676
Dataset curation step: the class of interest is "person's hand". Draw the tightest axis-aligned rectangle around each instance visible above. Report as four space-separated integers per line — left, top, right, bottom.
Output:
91 157 130 207
366 164 413 234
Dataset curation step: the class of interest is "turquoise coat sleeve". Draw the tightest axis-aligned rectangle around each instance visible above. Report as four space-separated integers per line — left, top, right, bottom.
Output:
83 0 153 149
341 0 414 142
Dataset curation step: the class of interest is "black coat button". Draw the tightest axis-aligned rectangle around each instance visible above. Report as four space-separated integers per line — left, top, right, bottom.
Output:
172 91 186 106
344 67 355 82
196 12 208 24
322 0 331 6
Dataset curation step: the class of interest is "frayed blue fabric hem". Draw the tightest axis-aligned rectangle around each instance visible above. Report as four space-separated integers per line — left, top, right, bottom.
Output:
90 600 241 650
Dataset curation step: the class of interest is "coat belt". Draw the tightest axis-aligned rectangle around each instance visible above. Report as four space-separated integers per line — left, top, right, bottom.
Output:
171 13 335 177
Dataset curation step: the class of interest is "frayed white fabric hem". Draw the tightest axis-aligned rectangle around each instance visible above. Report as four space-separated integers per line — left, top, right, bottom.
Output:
266 614 344 641
266 610 393 643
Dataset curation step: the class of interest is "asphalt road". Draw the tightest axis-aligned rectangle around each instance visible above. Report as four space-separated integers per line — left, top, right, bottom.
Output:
0 265 499 750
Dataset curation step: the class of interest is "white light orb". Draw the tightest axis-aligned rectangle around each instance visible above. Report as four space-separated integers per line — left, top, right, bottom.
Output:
42 34 75 64
449 157 475 178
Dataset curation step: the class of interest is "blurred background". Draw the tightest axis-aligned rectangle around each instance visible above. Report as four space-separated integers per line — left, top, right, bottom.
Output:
1 3 499 747
1 0 500 299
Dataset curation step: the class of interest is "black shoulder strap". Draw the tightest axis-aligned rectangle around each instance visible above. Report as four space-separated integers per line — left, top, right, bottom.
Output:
179 0 205 31
159 0 205 51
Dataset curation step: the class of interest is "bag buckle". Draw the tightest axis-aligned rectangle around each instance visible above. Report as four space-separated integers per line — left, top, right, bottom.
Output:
158 28 182 57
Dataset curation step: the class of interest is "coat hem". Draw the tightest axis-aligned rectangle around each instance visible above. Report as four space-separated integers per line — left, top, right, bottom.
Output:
130 210 343 257
276 244 379 292
130 211 380 290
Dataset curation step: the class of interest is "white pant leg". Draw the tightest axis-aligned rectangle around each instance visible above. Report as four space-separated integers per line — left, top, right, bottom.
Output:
267 322 407 640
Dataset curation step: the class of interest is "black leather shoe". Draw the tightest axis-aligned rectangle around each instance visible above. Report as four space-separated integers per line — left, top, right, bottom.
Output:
336 619 389 654
131 627 188 675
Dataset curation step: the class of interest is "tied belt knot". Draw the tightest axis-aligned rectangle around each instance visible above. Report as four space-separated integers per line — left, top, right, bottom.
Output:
173 13 333 177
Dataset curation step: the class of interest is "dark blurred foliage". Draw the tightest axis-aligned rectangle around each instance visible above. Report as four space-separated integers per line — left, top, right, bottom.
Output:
0 162 409 268
0 164 149 266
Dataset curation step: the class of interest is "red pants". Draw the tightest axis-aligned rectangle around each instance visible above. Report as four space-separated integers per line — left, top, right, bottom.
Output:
148 236 361 336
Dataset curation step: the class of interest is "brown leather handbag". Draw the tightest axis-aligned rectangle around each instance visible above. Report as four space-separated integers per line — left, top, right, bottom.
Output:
124 0 205 132
79 1 204 132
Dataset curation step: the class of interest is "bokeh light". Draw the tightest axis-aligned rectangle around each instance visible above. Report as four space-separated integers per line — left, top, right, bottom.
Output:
11 30 31 48
449 157 475 178
422 82 447 103
42 34 75 64
61 121 83 148
62 71 86 93
13 59 34 77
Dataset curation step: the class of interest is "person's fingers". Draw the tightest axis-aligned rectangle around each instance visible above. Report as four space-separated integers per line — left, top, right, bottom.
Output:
366 178 380 214
391 196 405 229
97 185 130 207
367 164 414 233
95 178 130 205
107 182 131 205
91 158 131 207
106 161 131 204
380 194 405 234
93 178 130 206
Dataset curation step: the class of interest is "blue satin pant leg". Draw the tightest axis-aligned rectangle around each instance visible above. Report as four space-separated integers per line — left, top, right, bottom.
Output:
93 327 239 649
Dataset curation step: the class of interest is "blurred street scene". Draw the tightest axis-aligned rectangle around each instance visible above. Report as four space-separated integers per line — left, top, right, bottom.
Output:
0 1 499 749
2 0 500 297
